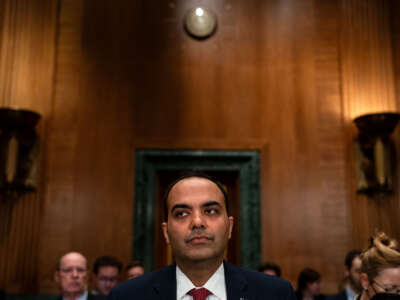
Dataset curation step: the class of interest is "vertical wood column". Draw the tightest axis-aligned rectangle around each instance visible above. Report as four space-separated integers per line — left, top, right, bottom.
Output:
314 0 351 291
0 0 58 294
341 0 396 119
340 0 400 248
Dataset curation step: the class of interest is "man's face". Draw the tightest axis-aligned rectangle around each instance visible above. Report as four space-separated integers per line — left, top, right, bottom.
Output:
347 257 362 293
54 252 88 296
93 266 119 296
127 266 144 280
162 177 233 265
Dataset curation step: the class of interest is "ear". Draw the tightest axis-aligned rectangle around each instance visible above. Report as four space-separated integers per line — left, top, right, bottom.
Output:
344 269 350 278
54 271 60 284
228 216 234 239
162 222 170 244
360 273 369 290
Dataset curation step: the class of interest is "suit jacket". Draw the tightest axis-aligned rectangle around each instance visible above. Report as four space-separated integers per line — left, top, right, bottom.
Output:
108 261 296 300
58 292 107 300
329 290 347 300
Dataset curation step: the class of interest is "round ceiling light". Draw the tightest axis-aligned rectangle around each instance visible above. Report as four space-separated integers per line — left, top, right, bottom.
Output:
184 6 217 39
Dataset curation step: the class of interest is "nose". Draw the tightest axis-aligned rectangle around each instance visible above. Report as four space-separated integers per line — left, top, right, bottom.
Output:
191 210 206 229
71 269 79 277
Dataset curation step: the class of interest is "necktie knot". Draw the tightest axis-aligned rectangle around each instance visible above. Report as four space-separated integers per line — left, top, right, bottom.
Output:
187 288 212 300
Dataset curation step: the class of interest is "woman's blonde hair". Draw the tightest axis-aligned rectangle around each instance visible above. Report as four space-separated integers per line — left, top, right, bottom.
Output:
361 232 400 280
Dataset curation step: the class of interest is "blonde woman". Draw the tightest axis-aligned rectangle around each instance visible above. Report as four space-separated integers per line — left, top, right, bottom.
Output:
359 232 400 300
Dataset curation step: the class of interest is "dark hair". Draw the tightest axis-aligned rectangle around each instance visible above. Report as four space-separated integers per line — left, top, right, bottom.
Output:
258 262 281 277
163 171 229 220
345 250 362 270
93 256 123 274
297 268 321 292
125 260 144 271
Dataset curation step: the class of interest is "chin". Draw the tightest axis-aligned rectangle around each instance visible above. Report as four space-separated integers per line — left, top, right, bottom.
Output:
186 250 221 261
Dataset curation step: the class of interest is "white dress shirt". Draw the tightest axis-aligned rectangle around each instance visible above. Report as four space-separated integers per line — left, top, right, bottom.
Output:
63 290 88 300
345 285 357 300
177 263 227 300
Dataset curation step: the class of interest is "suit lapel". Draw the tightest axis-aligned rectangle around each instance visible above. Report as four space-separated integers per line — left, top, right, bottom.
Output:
152 264 177 300
224 261 249 300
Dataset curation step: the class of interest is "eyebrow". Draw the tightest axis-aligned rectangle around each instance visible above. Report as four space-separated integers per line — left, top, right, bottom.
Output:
170 201 223 213
171 203 191 212
202 201 223 208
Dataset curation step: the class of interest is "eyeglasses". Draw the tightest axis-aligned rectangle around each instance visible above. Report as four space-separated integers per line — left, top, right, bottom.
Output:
59 267 87 275
373 280 400 295
98 277 118 283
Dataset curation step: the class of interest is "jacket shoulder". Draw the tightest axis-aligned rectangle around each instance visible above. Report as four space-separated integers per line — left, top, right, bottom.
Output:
224 261 296 298
88 294 107 300
108 265 176 299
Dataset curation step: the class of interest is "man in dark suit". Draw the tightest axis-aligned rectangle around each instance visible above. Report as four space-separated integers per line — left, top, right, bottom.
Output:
109 173 296 300
331 250 362 300
55 252 106 300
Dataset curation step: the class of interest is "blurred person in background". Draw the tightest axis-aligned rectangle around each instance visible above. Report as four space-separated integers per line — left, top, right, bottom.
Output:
54 252 105 300
332 250 363 300
92 255 122 296
258 262 282 277
125 260 145 280
358 232 400 300
296 268 326 300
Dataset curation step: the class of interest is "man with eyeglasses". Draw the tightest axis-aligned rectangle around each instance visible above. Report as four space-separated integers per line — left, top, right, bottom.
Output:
54 252 105 300
92 256 122 296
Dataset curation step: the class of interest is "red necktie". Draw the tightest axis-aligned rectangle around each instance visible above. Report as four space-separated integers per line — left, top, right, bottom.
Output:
187 288 212 300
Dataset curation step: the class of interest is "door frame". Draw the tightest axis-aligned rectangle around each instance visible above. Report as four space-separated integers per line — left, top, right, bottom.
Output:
133 149 261 271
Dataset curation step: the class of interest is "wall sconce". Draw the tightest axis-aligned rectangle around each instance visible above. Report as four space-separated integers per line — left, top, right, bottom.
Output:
353 112 400 195
0 108 41 237
0 108 41 198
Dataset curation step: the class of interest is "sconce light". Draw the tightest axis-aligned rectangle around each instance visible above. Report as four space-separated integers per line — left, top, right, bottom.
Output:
353 112 400 195
0 108 41 199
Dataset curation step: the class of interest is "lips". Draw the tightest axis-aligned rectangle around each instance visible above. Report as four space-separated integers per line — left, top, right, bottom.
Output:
184 230 214 244
188 236 212 243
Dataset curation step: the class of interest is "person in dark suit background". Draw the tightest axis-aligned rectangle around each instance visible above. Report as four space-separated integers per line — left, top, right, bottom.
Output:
109 172 296 300
125 260 145 280
258 262 282 277
296 268 326 300
331 250 362 300
91 256 122 296
55 252 105 300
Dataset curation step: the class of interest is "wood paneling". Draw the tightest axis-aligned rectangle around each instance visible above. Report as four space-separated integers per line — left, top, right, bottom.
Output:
0 0 399 295
341 0 397 120
340 0 400 249
0 0 58 294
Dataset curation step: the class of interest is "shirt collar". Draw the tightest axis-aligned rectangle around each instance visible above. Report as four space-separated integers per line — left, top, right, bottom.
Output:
176 263 226 300
63 290 88 300
346 285 357 300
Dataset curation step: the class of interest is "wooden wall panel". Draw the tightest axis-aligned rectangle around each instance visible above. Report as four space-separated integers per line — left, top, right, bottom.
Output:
391 0 400 110
38 0 136 293
0 0 399 295
340 0 400 249
0 0 58 294
341 0 397 120
389 0 400 242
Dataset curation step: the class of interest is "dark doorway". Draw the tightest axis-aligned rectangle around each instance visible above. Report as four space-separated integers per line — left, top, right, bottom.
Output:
133 149 261 271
